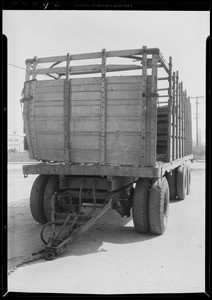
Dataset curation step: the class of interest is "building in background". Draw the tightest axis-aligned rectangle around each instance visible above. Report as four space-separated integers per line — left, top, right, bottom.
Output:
8 133 24 152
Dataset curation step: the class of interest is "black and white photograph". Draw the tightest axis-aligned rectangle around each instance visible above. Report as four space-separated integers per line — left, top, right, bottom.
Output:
3 7 209 295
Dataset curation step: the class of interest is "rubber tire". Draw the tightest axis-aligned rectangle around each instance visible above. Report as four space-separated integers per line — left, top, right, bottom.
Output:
132 178 150 233
176 165 187 200
30 175 50 224
43 175 63 222
166 169 177 200
148 177 170 235
186 165 191 195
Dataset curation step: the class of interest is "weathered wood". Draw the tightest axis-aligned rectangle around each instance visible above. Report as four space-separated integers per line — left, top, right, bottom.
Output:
34 67 66 75
25 62 31 81
158 53 169 74
166 56 172 162
149 54 158 166
37 55 67 64
32 56 37 80
37 80 65 87
172 72 176 160
141 46 147 165
64 53 71 163
179 82 182 157
175 71 179 159
100 49 107 165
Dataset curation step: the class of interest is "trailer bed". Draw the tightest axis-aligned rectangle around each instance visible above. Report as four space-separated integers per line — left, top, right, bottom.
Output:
23 155 193 178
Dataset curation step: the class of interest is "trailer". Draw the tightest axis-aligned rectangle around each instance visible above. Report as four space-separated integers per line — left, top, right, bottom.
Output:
21 46 193 260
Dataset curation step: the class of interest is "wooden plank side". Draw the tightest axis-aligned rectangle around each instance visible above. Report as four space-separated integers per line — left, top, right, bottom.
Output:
36 85 64 94
107 83 142 91
70 90 142 101
106 151 140 165
35 100 63 107
36 80 65 87
69 150 100 163
70 135 100 151
70 117 141 133
35 106 63 117
106 134 141 152
36 93 64 101
36 135 64 161
35 119 64 133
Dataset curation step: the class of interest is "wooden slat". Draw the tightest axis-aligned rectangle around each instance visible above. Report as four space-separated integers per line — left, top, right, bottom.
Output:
107 48 142 57
106 47 159 58
36 93 64 101
35 106 63 117
35 120 63 132
70 52 102 61
34 67 66 75
70 90 142 101
37 55 67 63
36 85 64 94
37 80 64 87
35 100 63 107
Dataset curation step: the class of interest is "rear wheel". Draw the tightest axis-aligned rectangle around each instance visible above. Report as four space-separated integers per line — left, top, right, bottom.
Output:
186 164 191 195
176 165 187 200
43 175 64 222
148 177 170 235
166 169 176 200
132 178 150 233
30 175 50 224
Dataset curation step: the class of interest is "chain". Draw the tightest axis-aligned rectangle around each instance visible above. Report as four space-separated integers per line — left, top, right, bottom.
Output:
8 249 46 276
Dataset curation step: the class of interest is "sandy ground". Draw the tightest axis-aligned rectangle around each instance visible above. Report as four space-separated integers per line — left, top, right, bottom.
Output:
7 162 205 294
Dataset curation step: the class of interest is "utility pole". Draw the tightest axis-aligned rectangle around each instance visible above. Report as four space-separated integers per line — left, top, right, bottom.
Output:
190 96 204 147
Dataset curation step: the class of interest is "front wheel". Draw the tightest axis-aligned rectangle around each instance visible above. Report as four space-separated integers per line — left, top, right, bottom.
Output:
43 175 64 222
30 175 50 224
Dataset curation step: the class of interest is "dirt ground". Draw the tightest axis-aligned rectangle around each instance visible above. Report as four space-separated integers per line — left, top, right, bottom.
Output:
7 163 205 294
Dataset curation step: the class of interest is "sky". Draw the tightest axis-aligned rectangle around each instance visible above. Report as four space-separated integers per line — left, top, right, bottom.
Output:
3 10 209 144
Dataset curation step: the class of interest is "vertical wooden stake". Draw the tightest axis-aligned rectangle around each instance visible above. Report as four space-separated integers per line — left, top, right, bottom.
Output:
172 72 176 160
166 56 172 162
150 54 158 166
141 46 147 166
179 82 182 158
64 53 71 163
100 49 106 165
175 71 179 159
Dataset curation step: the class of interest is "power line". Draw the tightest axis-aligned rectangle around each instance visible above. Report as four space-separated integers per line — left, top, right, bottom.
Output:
8 63 25 71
